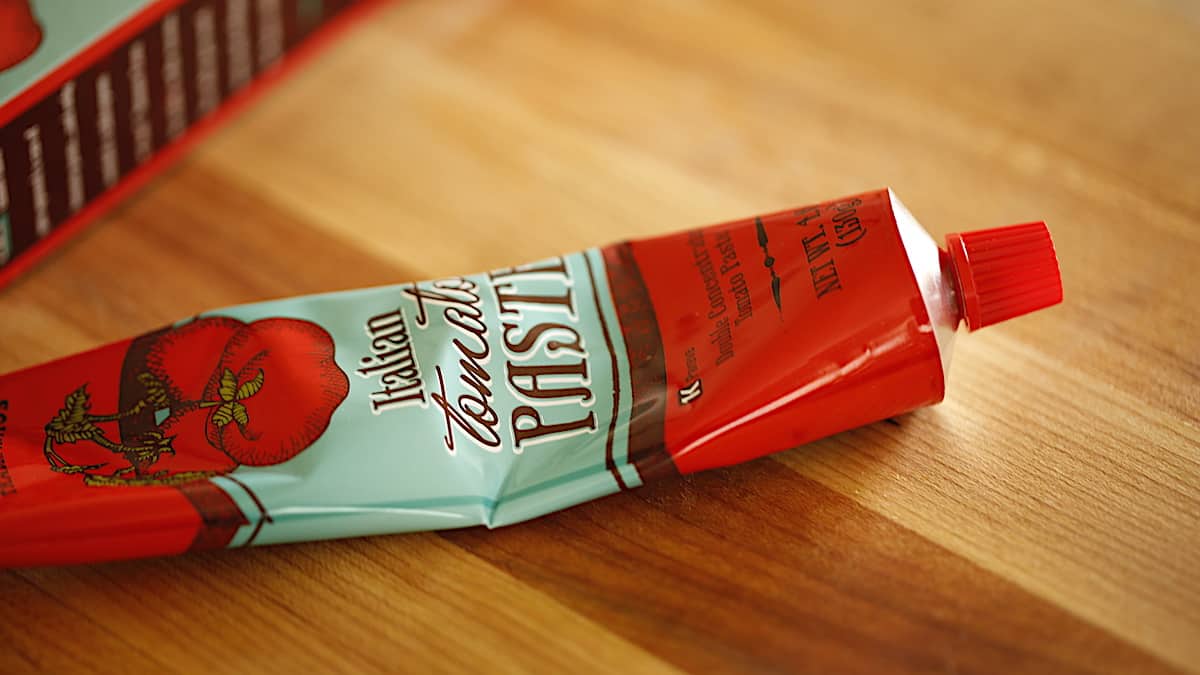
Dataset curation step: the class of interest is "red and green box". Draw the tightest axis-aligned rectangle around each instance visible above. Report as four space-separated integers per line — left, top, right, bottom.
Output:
0 0 378 289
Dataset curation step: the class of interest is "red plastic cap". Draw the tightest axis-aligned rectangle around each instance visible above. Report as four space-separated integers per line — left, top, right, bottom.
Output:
945 222 1063 331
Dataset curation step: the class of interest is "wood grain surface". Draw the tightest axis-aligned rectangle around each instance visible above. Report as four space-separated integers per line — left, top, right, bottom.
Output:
2 1 1198 672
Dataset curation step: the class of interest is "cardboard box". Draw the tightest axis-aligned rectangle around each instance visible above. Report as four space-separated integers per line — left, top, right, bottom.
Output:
0 0 376 288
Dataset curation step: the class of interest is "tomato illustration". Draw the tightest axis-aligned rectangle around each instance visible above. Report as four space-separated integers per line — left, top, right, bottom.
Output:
43 317 350 486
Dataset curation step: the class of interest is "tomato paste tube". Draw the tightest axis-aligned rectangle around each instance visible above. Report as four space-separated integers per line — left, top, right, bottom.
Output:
0 189 1062 567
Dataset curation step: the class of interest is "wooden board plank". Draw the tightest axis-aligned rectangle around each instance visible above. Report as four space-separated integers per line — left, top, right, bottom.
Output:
1 1 1195 672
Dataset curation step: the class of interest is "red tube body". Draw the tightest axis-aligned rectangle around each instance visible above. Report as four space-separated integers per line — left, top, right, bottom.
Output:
606 189 947 476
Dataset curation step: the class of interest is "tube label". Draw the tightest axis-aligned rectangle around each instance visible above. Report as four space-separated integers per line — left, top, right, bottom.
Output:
0 250 639 564
0 188 946 567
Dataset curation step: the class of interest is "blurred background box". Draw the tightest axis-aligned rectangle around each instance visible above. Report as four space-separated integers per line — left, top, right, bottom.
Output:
0 0 372 288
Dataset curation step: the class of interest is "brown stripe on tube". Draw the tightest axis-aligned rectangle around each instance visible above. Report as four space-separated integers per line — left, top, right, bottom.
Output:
601 242 676 481
583 252 630 490
177 480 249 551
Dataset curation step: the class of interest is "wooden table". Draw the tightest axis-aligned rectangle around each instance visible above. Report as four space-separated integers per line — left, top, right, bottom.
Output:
2 1 1197 672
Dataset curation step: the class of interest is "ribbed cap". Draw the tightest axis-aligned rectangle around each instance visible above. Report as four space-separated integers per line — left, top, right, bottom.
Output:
945 222 1063 331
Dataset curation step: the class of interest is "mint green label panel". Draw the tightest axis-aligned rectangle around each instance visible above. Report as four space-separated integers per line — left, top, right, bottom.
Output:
193 250 640 547
1 0 152 105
